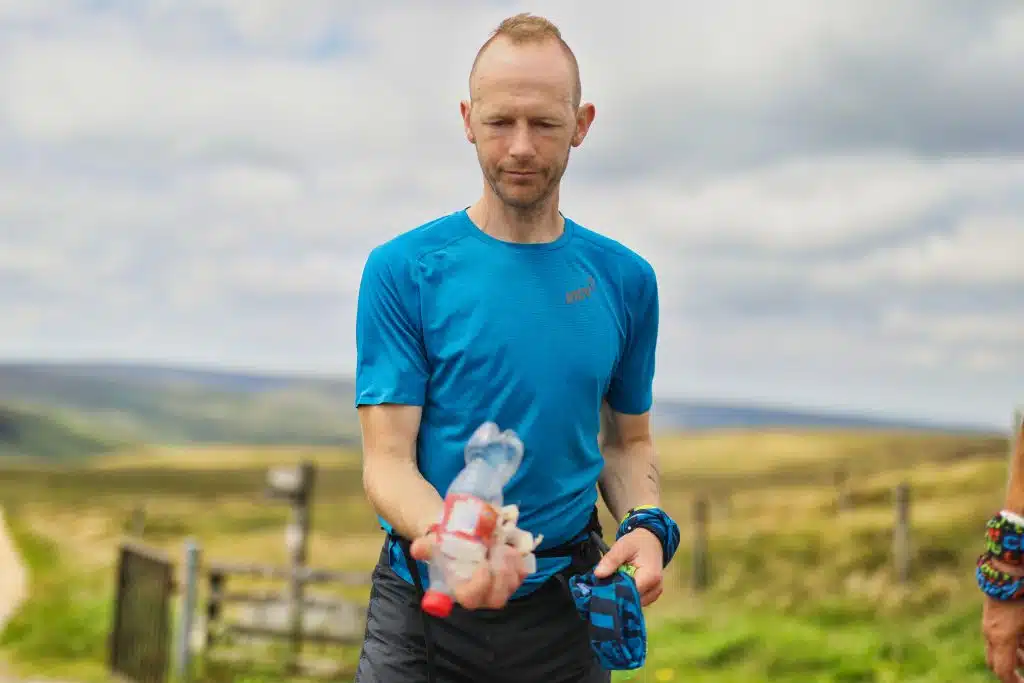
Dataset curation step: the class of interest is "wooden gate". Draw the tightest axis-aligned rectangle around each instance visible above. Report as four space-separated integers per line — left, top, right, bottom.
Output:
108 540 176 683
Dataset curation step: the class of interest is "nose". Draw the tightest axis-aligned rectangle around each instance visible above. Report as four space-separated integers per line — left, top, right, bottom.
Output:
508 121 536 159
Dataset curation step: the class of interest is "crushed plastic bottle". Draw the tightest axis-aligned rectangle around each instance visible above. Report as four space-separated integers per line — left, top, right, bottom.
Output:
420 422 527 618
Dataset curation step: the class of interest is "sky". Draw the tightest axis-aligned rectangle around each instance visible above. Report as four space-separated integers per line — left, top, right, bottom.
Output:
0 0 1021 428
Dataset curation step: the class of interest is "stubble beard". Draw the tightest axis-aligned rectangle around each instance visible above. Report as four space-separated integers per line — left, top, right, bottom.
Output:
480 146 572 220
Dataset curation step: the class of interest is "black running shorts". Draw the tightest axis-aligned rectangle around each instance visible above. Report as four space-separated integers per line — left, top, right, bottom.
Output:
354 542 612 683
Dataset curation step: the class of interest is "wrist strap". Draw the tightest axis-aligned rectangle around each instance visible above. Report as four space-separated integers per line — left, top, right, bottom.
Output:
616 505 680 568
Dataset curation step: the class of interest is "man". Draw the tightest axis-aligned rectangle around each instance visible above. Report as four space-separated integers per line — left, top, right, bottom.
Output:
353 13 674 683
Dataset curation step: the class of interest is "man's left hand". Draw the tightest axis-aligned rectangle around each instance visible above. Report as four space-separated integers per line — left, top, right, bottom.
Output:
983 594 1024 682
593 527 664 606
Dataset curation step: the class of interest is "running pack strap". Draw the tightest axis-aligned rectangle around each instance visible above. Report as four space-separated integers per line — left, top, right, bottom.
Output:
394 536 438 683
534 508 604 559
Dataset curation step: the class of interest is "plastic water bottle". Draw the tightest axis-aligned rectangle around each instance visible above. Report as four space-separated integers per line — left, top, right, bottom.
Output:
420 422 525 618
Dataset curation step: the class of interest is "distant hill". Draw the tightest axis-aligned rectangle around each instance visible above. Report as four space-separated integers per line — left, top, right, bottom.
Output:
0 361 996 454
0 401 122 459
651 399 995 434
0 362 361 448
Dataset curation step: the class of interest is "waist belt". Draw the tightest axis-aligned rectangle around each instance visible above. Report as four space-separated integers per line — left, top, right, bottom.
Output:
534 506 604 560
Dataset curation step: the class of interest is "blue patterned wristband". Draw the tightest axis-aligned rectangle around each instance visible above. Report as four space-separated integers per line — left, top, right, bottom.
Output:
616 505 681 568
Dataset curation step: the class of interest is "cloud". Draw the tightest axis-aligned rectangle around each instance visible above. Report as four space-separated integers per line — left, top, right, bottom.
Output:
568 154 1024 253
564 0 1024 176
0 0 1020 427
811 212 1024 291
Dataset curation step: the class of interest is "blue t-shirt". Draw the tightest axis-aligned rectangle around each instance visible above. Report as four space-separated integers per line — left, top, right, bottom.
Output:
354 208 659 597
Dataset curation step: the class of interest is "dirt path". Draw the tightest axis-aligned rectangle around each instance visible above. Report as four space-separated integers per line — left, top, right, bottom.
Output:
0 508 27 640
0 506 29 682
0 508 78 683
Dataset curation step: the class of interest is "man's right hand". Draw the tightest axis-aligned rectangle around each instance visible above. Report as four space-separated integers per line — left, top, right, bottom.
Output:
410 534 530 610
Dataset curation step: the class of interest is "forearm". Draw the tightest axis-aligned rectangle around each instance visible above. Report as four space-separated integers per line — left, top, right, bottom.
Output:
598 438 661 522
992 431 1024 576
363 456 444 541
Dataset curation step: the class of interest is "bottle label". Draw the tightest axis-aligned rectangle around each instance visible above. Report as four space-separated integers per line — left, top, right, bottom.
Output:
443 494 498 540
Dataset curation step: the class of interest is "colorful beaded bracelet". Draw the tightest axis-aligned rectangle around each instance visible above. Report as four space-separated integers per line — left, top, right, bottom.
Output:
977 553 1024 602
985 511 1024 566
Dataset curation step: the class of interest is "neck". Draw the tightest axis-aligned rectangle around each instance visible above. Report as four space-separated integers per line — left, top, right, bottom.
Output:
467 187 564 244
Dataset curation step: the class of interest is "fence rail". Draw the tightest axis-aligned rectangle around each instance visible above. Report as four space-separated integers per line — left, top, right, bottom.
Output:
203 561 372 647
206 560 370 585
685 408 1023 593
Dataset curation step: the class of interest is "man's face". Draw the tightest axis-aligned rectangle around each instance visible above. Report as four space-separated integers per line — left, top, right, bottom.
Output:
462 39 595 212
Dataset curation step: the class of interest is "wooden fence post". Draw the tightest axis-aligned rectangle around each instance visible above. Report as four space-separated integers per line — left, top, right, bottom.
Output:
265 460 317 674
204 569 224 649
175 538 200 682
287 462 315 674
129 505 145 537
893 482 911 583
692 496 709 592
834 468 850 514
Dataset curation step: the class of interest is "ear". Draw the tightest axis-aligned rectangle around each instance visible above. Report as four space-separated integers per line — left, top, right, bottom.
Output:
572 102 597 148
460 99 476 144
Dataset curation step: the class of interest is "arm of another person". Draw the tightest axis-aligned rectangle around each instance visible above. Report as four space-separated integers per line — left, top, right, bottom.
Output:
354 246 443 541
597 260 661 521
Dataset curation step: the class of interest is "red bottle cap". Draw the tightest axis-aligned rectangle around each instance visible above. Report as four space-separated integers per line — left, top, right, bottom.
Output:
421 590 454 618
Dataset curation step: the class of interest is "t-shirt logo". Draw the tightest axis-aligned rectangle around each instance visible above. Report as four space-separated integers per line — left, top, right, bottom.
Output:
566 276 596 304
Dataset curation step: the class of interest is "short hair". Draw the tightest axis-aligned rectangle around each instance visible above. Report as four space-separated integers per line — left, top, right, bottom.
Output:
469 13 582 109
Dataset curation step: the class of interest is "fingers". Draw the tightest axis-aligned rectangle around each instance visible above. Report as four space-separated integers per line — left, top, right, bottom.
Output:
451 545 526 611
594 542 630 578
992 639 1022 683
481 546 526 609
631 564 664 607
483 563 516 609
508 546 530 580
632 565 661 595
409 535 434 562
452 562 493 610
640 582 663 607
1013 640 1024 683
640 587 662 607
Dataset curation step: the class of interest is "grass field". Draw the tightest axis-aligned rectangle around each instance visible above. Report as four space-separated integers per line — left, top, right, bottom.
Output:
0 427 1013 682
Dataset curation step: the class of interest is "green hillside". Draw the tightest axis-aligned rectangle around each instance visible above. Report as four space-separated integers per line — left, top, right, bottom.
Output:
0 430 1012 682
0 402 122 460
0 363 361 447
0 362 997 454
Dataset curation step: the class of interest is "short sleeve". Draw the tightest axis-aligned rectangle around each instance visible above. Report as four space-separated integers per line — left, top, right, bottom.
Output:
354 246 430 407
605 260 659 415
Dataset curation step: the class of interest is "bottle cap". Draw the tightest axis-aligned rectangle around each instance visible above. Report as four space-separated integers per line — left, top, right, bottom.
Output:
421 590 454 618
